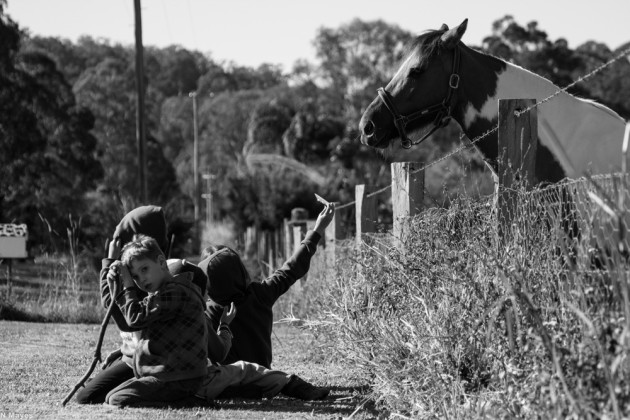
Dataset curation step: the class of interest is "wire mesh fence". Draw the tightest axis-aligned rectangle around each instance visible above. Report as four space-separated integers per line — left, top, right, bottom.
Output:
510 173 630 269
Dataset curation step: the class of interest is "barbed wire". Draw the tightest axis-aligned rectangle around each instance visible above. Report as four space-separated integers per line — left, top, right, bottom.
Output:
335 45 630 212
515 45 630 118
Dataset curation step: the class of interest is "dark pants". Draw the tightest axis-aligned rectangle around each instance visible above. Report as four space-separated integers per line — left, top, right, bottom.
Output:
75 358 134 404
106 375 204 407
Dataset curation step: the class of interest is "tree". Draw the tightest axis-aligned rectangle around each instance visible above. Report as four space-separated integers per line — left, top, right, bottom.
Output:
243 98 294 156
145 45 208 97
1 4 103 248
313 18 414 121
196 62 286 96
482 15 630 118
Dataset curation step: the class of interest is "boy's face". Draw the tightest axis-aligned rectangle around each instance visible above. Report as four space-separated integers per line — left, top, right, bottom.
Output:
127 255 168 293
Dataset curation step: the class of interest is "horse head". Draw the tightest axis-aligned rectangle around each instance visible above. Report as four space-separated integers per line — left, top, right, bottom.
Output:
359 19 468 153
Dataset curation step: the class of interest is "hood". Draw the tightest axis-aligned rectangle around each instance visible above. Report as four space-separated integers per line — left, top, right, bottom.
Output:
197 247 250 305
167 258 208 296
170 272 205 302
113 205 169 254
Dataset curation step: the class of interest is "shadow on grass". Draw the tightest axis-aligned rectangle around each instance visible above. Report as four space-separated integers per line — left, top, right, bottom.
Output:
107 386 379 418
209 385 378 418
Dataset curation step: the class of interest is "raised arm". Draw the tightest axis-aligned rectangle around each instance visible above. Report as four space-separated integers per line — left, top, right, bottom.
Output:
100 239 141 332
256 202 335 304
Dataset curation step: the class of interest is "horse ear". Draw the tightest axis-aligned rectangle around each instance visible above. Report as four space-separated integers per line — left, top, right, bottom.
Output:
440 18 468 49
439 23 449 31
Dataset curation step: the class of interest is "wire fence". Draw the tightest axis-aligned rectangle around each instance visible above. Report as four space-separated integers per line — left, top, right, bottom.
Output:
315 173 630 287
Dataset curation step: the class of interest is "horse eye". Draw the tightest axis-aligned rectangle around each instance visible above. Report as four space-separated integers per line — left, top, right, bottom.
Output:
408 67 424 78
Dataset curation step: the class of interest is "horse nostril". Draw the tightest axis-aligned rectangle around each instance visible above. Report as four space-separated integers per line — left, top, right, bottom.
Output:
362 120 375 137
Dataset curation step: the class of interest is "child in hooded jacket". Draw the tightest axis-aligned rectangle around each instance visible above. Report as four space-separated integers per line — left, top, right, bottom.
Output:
75 205 233 404
199 202 335 369
105 235 207 407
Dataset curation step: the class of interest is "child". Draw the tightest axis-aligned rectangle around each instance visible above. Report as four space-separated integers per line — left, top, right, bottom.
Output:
76 205 233 404
105 234 208 407
199 202 335 368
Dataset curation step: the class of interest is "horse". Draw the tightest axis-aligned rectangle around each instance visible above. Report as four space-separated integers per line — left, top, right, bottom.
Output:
358 19 626 183
358 19 628 264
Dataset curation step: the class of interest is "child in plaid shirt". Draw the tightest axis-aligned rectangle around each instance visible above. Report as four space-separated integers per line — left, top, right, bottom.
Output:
76 205 233 405
105 234 208 407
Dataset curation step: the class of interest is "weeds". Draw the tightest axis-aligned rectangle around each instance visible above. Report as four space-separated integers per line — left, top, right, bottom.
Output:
292 182 630 419
0 214 104 324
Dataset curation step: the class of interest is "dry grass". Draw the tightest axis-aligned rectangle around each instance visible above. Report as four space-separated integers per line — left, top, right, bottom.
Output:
0 321 376 419
286 186 630 419
6 175 630 418
0 253 104 324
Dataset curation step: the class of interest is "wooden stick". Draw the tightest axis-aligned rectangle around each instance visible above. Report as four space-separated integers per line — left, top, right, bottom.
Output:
61 284 117 407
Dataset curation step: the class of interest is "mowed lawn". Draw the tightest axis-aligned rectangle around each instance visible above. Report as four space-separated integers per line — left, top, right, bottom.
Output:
0 321 375 419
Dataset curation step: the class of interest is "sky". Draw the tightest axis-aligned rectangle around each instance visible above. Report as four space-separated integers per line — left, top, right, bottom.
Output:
6 0 630 71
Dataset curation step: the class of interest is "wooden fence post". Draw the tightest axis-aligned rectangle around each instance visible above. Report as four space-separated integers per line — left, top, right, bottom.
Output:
497 98 537 354
391 162 424 245
245 226 256 260
283 218 292 262
355 185 378 245
497 98 538 245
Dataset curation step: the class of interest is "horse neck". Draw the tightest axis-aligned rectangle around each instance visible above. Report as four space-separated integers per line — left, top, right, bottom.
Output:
451 45 507 165
453 45 625 177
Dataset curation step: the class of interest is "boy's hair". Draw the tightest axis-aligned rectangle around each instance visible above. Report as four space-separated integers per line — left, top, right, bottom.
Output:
121 234 165 266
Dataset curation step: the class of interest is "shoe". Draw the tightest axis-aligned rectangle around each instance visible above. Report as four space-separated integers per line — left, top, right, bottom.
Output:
281 375 329 400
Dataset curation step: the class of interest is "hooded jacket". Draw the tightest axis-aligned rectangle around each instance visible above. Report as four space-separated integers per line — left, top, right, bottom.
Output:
199 230 321 368
100 206 171 332
99 206 218 365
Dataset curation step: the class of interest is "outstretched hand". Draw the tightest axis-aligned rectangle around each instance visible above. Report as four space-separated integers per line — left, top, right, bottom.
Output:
314 201 335 236
220 302 237 325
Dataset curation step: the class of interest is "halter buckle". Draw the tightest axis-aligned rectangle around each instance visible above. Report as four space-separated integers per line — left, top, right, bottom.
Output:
449 74 460 89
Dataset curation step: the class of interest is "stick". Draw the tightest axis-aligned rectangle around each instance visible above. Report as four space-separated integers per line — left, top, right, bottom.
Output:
61 284 117 407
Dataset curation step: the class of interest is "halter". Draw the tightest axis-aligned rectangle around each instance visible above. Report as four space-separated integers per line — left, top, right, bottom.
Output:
377 44 461 149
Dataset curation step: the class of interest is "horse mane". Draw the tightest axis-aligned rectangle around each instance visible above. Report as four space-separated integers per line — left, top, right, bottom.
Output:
404 29 447 67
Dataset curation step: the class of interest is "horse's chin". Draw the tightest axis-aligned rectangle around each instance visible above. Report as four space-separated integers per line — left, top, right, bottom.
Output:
380 127 432 163
363 137 418 163
361 133 390 149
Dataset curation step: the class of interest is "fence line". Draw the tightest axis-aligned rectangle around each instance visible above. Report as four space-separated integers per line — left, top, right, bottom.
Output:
244 99 630 284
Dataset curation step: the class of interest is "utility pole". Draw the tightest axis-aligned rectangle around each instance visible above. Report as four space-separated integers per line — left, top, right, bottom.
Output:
189 92 200 243
202 173 215 226
134 0 147 202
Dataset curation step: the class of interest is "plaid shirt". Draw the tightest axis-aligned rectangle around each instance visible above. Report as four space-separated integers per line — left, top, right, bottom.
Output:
115 272 208 381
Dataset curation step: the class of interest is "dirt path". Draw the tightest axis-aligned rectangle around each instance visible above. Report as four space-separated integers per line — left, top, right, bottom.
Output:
0 321 377 419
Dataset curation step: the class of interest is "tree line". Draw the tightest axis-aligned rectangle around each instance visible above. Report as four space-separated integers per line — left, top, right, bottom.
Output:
1 0 628 261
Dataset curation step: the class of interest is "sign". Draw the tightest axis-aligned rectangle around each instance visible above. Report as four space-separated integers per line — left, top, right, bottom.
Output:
0 223 28 258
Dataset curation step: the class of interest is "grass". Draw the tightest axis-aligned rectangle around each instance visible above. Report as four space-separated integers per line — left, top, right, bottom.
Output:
0 321 376 419
283 179 630 419
6 174 630 418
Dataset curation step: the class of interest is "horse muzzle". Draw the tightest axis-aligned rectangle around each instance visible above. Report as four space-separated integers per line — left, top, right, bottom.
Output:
359 116 389 148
